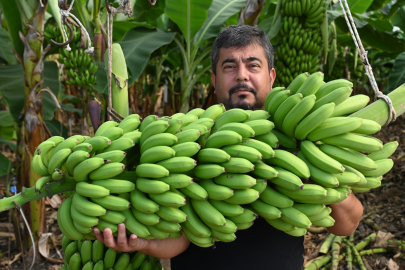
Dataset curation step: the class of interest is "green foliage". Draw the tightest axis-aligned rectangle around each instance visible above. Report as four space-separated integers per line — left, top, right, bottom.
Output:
387 52 405 92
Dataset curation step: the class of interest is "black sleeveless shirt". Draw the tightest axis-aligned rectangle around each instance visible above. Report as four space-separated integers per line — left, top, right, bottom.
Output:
171 217 304 270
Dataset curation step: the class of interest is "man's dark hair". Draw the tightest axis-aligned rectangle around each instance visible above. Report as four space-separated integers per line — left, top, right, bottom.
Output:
210 25 274 75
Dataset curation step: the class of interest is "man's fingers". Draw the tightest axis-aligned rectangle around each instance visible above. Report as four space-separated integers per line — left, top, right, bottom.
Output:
103 228 117 248
93 227 104 243
128 234 139 248
116 224 128 247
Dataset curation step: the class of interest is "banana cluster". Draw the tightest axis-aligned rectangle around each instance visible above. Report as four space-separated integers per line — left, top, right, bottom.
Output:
275 0 327 85
44 23 82 45
58 48 98 91
61 235 162 270
31 75 398 243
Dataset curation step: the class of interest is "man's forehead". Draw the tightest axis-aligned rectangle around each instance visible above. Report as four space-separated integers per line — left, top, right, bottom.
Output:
218 44 267 61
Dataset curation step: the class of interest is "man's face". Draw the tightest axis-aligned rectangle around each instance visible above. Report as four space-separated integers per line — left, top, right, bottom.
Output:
211 43 276 110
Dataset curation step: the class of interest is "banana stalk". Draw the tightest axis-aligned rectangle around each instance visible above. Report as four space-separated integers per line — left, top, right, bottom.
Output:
303 255 331 270
0 180 76 212
350 84 405 126
331 236 342 270
105 43 129 118
346 246 352 270
319 233 336 254
324 254 345 269
351 246 367 270
359 248 387 256
355 233 376 251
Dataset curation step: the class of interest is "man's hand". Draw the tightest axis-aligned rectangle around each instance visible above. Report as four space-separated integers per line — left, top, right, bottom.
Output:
93 223 148 253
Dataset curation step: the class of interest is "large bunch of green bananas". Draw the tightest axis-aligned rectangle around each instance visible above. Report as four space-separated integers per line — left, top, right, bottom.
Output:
61 235 162 270
275 0 327 86
31 73 397 246
44 23 82 45
324 46 364 82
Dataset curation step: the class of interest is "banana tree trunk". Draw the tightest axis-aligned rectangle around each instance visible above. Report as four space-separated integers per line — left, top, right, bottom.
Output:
18 1 49 251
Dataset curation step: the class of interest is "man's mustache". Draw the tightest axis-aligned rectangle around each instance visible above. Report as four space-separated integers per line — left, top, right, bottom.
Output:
229 83 257 96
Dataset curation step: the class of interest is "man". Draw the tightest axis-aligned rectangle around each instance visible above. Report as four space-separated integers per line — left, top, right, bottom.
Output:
93 25 363 269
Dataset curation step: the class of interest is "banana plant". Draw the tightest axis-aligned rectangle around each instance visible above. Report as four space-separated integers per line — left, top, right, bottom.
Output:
165 0 246 113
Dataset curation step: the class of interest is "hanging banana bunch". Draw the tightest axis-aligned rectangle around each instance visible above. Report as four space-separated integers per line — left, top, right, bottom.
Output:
275 0 328 86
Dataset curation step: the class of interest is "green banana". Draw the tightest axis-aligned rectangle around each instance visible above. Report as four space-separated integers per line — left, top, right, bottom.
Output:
156 206 187 223
136 178 170 194
155 220 181 233
178 114 198 128
311 216 335 227
309 87 352 114
266 150 310 179
147 225 171 239
140 146 176 164
121 208 150 238
72 192 107 217
211 230 236 243
80 239 92 265
292 203 325 217
252 160 279 179
246 110 270 121
267 90 292 117
91 179 135 194
321 133 383 153
75 181 110 198
216 122 255 138
205 130 242 149
268 166 303 190
180 182 209 200
287 72 310 94
70 205 99 227
307 117 363 141
260 185 294 208
316 79 353 100
296 71 324 96
171 142 200 157
251 179 267 194
101 138 135 152
48 148 72 174
254 132 279 149
89 163 126 180
301 140 344 174
240 138 275 159
284 228 307 237
251 199 282 220
208 199 244 217
182 226 213 247
224 189 259 205
100 210 127 225
197 148 231 163
35 176 52 191
358 159 393 177
175 129 201 144
86 136 111 151
104 248 117 269
113 253 130 270
199 179 234 200
139 115 159 132
130 190 160 213
59 198 84 240
281 95 316 138
191 199 226 227
273 93 303 129
297 151 339 188
199 104 226 120
234 221 254 230
276 184 328 202
136 164 170 178
264 87 284 109
132 208 161 226
221 157 255 174
149 191 186 208
73 143 93 153
157 157 197 173
73 158 106 182
265 218 297 232
118 118 141 133
214 173 256 189
140 121 170 145
101 127 124 141
279 207 312 228
214 108 250 129
95 150 126 163
352 119 381 135
95 121 119 136
159 174 193 189
91 195 131 211
194 164 225 179
331 94 369 117
50 137 79 159
367 141 399 161
181 201 211 238
243 119 274 136
69 252 82 270
64 241 78 264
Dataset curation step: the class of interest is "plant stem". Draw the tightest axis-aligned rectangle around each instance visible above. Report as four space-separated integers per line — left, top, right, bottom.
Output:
355 233 376 251
346 245 352 270
319 233 336 254
304 255 331 270
359 248 388 256
0 180 76 212
331 236 342 270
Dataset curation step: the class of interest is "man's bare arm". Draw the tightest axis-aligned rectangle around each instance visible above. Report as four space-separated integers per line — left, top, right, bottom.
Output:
93 224 190 259
327 193 363 236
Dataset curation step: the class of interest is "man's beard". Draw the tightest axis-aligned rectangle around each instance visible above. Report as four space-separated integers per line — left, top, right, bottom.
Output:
226 83 264 110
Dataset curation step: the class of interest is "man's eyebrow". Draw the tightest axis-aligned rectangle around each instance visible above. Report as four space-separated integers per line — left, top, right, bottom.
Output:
221 57 262 66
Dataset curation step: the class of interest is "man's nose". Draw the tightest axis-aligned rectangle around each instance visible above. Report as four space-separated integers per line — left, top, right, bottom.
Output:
236 66 249 82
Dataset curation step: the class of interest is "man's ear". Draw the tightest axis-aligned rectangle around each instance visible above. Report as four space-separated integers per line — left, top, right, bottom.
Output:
270 68 276 88
211 71 216 94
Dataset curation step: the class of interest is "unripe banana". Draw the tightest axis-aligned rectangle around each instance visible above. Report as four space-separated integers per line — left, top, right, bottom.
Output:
251 179 268 194
309 87 352 115
101 127 124 141
95 121 119 136
194 164 225 179
284 228 307 237
297 151 339 188
175 129 201 144
191 199 226 227
279 207 312 228
254 132 279 149
220 157 254 173
180 182 209 200
251 199 282 220
89 162 125 180
171 142 200 157
358 159 393 177
91 195 131 211
178 114 198 128
122 208 150 238
211 229 236 243
139 115 159 132
281 95 316 138
48 148 72 174
136 164 170 178
252 160 279 179
73 143 93 153
58 198 84 240
122 130 142 144
264 87 284 110
246 110 270 121
149 191 186 208
301 140 344 174
136 178 170 194
316 79 353 100
156 206 187 223
100 210 127 224
266 150 310 179
118 118 141 133
91 179 135 194
73 157 106 182
141 133 178 154
182 123 209 135
352 119 381 135
206 130 242 149
130 190 160 213
307 117 363 141
199 179 234 200
234 221 254 230
64 241 78 264
222 145 262 163
197 148 231 163
159 174 193 189
182 226 214 247
69 252 82 270
181 202 211 238
32 154 49 176
216 122 255 138
101 138 135 152
155 219 181 233
140 121 170 145
132 208 160 226
367 141 398 161
276 184 328 202
296 71 324 96
95 150 126 163
260 185 294 208
240 138 274 159
66 150 90 176
103 248 117 269
214 108 250 129
266 218 297 232
72 192 107 216
50 137 79 159
287 72 310 94
224 189 259 205
311 216 335 227
147 225 171 239
157 157 197 173
76 181 110 198
331 94 369 117
292 203 325 217
214 173 256 189
199 104 226 120
273 93 303 129
140 146 176 164
321 133 383 153
70 205 99 227
86 136 111 151
267 90 292 117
